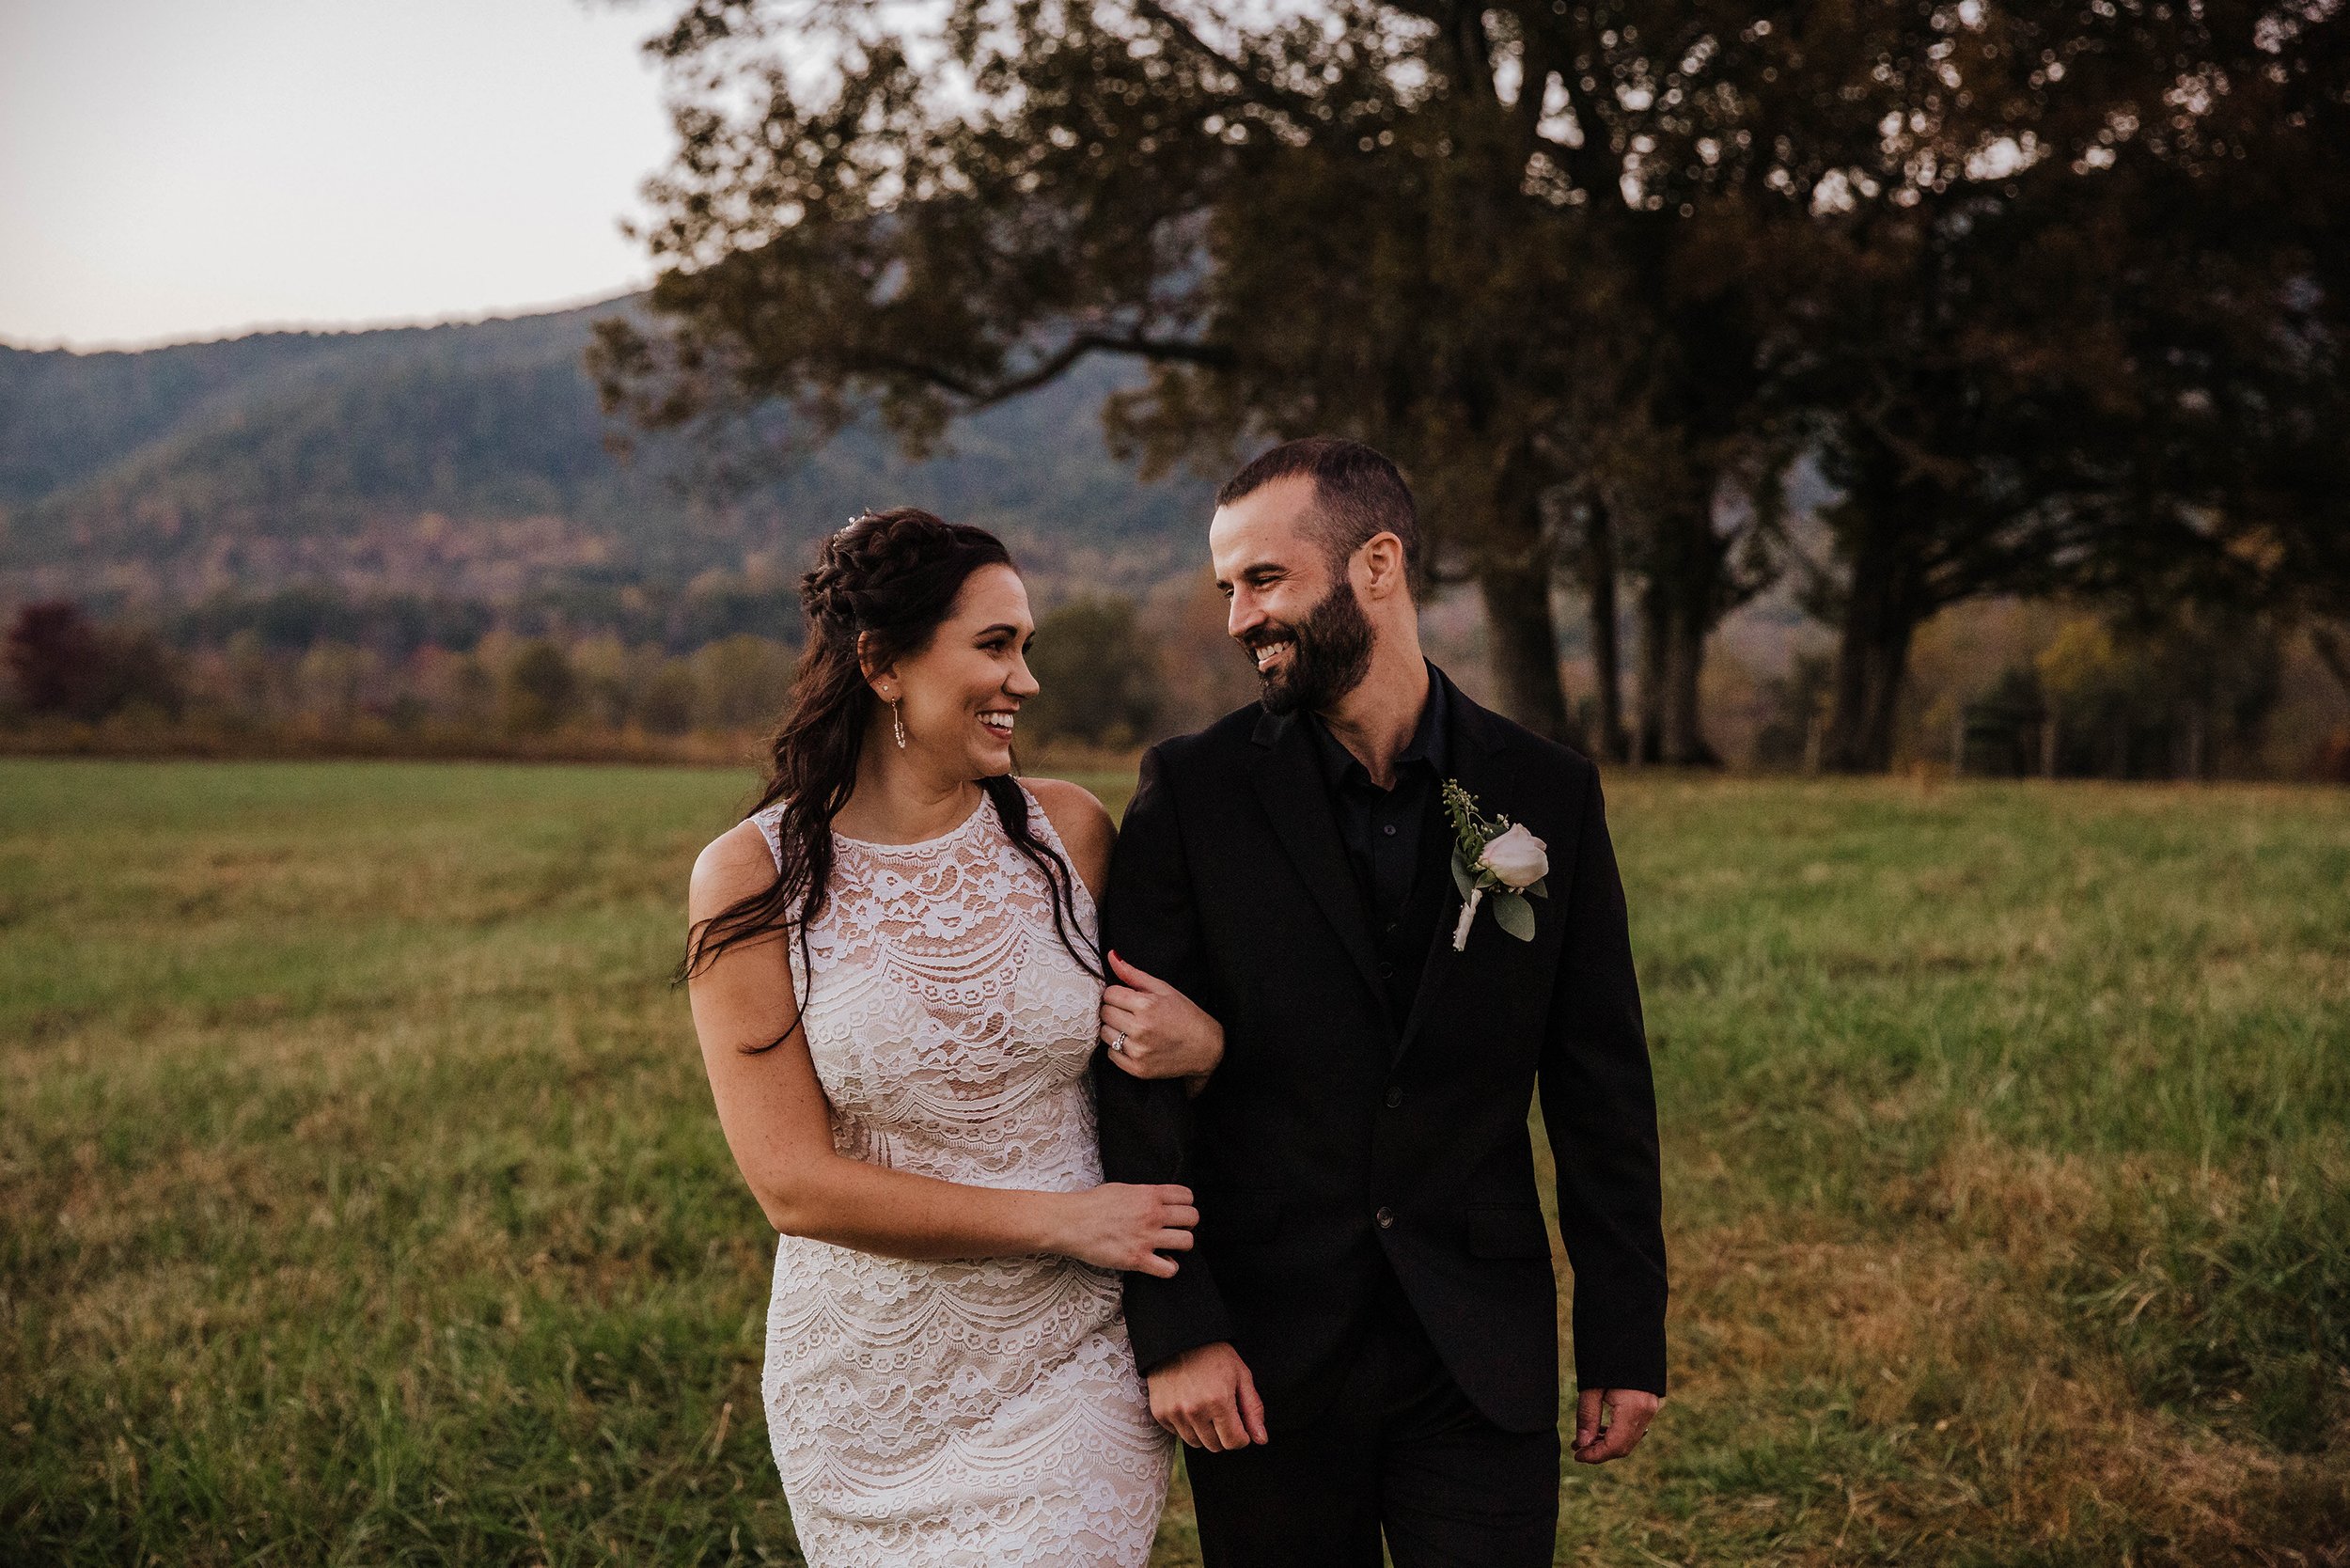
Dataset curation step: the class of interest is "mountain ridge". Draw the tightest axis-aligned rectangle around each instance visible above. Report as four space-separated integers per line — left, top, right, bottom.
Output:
0 299 1213 613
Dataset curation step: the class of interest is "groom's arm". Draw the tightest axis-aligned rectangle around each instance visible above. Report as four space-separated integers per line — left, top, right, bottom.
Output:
1095 742 1238 1369
1536 760 1669 1399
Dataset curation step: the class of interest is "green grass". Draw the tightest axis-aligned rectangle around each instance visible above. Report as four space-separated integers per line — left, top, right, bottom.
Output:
3 760 2345 1565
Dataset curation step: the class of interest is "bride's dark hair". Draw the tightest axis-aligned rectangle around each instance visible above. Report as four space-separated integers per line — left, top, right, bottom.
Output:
682 508 1103 1048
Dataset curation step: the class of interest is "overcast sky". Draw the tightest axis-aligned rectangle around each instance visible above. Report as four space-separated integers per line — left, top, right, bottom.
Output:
0 0 676 351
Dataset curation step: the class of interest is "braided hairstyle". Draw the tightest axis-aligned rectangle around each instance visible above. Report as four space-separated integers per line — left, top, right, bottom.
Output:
682 508 1104 1048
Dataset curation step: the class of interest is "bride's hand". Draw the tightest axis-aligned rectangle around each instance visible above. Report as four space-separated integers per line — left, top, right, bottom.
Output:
1054 1184 1198 1277
1099 951 1225 1086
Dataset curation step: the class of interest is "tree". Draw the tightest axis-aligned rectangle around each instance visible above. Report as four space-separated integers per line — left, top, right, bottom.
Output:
635 657 701 735
4 601 182 722
600 0 2346 761
595 0 1857 747
1023 596 1162 745
1766 0 2350 771
503 639 580 733
2034 604 2283 778
692 634 797 729
1557 486 1630 761
5 602 108 715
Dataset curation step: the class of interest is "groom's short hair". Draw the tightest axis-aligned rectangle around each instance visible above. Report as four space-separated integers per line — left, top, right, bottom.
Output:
1216 437 1420 582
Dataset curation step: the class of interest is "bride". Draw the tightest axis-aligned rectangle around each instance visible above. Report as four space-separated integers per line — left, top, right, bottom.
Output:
682 508 1221 1566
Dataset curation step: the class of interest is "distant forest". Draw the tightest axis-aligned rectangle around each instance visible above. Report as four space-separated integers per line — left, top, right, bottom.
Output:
3 301 2344 778
0 299 1214 644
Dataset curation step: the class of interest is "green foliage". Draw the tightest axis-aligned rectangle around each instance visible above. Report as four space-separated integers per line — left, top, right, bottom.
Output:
1021 597 1161 746
691 635 796 731
173 588 496 657
502 640 581 733
637 658 701 737
4 762 2344 1564
2028 605 2288 777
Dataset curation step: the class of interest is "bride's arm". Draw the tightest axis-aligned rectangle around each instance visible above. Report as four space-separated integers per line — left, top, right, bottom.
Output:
687 821 1197 1270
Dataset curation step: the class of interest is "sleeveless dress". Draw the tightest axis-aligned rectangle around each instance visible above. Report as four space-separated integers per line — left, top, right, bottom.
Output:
747 787 1172 1567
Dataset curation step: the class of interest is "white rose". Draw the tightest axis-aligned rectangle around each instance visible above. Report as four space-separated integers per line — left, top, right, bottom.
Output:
1477 823 1548 889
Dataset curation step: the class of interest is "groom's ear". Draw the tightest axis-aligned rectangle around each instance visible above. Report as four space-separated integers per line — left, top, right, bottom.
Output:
1358 531 1412 601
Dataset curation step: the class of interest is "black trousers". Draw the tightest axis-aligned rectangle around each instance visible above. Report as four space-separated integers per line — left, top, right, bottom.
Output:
1183 1279 1560 1568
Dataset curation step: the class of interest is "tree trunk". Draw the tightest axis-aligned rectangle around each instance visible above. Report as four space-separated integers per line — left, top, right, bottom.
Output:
1660 584 1716 765
1471 462 1574 743
1634 576 1668 763
1641 505 1721 767
1581 496 1629 762
1822 612 1922 774
1822 497 1929 774
1477 557 1571 743
2311 625 2350 705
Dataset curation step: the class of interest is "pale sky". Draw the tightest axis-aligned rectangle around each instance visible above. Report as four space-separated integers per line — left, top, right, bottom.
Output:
0 0 676 350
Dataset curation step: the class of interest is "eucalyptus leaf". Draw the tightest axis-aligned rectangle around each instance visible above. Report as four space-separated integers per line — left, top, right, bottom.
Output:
1491 889 1536 941
1450 848 1475 901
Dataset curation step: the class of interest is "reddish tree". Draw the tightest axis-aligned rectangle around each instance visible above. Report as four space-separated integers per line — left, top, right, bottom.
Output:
4 601 182 721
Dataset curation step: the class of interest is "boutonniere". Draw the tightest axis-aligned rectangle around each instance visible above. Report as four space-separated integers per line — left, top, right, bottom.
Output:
1441 780 1548 949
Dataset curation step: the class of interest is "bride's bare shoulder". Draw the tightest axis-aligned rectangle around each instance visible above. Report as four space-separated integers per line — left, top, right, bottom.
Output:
1023 777 1114 894
690 818 779 918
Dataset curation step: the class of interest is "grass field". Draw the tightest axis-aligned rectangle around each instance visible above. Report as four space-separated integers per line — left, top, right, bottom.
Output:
3 758 2345 1565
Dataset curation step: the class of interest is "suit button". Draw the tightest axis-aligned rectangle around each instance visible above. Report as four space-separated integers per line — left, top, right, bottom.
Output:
1377 961 1394 978
1385 1087 1402 1109
1375 1206 1395 1230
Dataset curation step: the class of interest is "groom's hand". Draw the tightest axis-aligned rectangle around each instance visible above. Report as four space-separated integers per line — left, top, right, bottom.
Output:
1573 1387 1660 1464
1146 1341 1269 1452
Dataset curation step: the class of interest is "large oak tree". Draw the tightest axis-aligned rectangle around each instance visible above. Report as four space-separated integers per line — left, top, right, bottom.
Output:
597 0 2344 765
594 0 1834 748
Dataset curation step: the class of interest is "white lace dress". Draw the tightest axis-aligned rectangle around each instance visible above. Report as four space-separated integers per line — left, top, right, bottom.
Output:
747 787 1171 1567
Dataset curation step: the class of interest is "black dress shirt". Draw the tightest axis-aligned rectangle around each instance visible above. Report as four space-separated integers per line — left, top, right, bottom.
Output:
1307 666 1452 1018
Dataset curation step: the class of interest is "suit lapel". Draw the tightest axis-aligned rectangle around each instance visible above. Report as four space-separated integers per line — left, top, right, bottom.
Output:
1247 710 1389 1011
1390 682 1511 1066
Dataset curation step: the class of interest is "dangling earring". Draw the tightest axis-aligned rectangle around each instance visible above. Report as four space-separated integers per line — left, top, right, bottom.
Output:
890 698 907 750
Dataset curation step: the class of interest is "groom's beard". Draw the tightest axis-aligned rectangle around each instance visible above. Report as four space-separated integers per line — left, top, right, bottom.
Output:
1245 574 1377 717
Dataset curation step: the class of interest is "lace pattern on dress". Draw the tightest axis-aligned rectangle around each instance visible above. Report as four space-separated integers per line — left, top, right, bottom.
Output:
747 785 1169 1567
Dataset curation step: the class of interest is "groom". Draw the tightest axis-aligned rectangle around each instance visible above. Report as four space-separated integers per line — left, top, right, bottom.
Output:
1096 438 1668 1566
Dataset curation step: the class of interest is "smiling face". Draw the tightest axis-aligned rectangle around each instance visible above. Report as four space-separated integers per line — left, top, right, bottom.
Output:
873 563 1040 777
1210 474 1376 715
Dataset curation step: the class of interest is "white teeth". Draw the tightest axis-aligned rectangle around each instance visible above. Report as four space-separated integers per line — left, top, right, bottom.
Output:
1254 640 1293 669
979 713 1014 733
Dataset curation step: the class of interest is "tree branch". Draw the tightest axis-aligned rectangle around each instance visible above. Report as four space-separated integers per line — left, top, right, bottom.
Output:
870 331 1234 408
1128 0 1321 123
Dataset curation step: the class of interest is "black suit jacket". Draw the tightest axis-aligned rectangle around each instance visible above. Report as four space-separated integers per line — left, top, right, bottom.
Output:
1094 667 1668 1435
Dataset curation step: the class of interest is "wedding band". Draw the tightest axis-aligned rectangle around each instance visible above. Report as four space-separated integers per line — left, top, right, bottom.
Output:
1109 1031 1127 1053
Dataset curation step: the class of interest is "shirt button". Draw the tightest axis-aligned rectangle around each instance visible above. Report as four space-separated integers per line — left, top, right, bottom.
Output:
1374 1206 1395 1230
1383 823 1398 836
1385 1087 1402 1108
